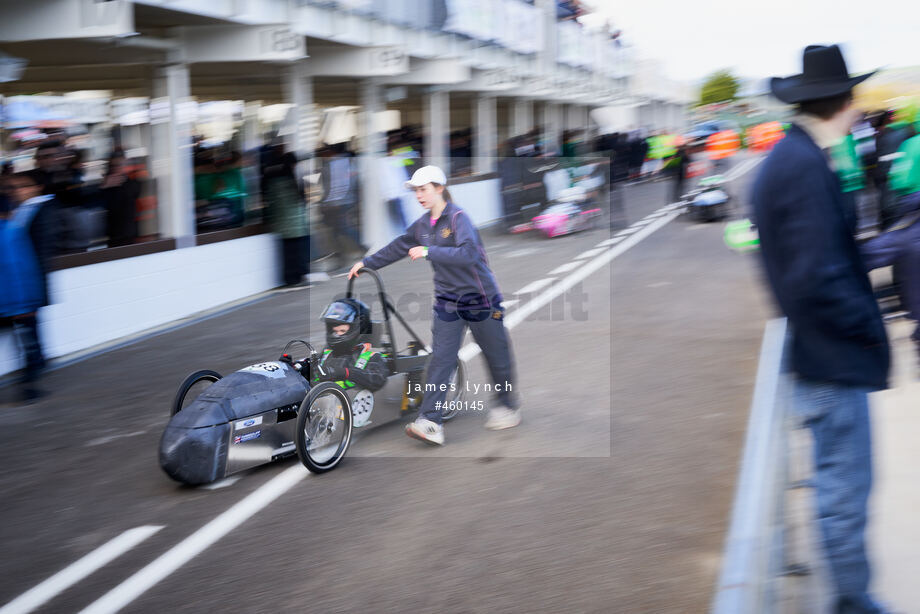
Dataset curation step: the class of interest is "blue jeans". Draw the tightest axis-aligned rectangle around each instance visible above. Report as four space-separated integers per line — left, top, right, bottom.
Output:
793 378 884 614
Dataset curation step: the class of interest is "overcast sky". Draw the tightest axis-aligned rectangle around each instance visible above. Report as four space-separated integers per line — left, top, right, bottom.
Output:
581 0 920 84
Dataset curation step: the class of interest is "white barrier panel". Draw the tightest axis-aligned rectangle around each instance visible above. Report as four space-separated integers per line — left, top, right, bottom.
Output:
447 177 502 228
375 175 502 246
0 234 279 378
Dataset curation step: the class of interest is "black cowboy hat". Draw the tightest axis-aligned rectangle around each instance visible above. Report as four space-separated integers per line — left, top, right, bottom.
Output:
770 44 875 104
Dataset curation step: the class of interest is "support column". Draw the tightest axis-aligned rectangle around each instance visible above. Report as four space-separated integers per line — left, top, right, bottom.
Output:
579 105 590 130
563 104 574 130
565 104 586 130
360 79 387 251
240 101 262 227
473 93 497 174
424 88 449 173
242 101 261 153
512 98 533 137
583 105 597 144
151 62 195 248
542 102 563 156
583 105 598 143
282 61 318 161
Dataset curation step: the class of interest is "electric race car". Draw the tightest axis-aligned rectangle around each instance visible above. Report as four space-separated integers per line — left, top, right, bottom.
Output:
158 269 465 484
682 174 731 223
511 168 604 239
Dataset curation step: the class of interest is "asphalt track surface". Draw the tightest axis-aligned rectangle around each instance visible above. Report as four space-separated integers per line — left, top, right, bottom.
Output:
0 157 773 613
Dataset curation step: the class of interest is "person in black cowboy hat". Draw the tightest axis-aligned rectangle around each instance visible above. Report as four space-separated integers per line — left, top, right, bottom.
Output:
751 45 893 614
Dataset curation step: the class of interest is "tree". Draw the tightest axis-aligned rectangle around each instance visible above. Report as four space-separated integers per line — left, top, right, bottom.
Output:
699 70 740 107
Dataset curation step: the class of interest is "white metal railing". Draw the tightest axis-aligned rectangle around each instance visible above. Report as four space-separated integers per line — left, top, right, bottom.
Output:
711 317 792 613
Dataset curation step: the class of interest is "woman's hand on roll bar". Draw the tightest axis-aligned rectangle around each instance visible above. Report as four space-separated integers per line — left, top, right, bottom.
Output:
348 261 364 280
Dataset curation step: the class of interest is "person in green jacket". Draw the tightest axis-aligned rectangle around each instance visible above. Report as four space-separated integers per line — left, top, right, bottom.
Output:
831 133 865 192
889 131 920 199
264 150 309 286
830 131 877 233
212 150 247 227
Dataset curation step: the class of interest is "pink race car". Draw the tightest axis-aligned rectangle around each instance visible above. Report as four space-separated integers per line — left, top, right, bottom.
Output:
511 188 602 238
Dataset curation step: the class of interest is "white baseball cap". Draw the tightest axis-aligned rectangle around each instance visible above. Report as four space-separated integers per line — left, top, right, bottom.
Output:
405 165 447 189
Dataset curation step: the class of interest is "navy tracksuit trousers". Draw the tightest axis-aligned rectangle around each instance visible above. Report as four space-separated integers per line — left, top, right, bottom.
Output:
418 306 517 424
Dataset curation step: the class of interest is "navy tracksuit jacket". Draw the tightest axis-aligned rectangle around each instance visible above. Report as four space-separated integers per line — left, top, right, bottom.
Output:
362 201 503 311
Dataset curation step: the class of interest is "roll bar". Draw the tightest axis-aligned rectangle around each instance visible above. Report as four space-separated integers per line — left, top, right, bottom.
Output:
346 267 427 356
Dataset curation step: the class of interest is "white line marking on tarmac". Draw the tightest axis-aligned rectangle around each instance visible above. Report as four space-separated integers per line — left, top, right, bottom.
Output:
596 237 625 248
85 431 147 447
573 247 607 260
0 526 163 614
514 277 555 295
200 476 240 490
459 207 683 363
504 211 682 331
500 299 519 309
77 466 309 614
724 156 764 182
458 345 481 361
548 261 580 275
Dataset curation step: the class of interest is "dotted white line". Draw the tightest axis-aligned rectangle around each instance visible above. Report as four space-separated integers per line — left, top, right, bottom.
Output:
78 467 310 614
548 261 580 275
1 526 164 614
573 247 607 260
596 237 625 248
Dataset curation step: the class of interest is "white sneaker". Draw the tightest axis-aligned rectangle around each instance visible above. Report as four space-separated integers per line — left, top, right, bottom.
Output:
485 408 522 430
406 418 445 445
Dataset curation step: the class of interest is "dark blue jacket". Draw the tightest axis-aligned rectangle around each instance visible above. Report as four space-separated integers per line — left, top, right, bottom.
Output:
362 201 503 310
0 196 50 317
751 124 890 390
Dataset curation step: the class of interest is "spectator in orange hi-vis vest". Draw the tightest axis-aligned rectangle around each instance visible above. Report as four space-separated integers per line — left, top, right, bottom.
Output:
706 129 741 173
706 129 740 160
749 121 786 152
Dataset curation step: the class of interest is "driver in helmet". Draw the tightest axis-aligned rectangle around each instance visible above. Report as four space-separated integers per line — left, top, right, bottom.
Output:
314 298 389 392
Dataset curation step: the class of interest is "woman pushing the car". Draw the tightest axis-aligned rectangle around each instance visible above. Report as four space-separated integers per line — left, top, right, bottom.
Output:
348 165 520 445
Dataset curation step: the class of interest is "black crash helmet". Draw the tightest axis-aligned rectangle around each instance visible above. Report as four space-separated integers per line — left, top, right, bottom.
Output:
321 298 371 355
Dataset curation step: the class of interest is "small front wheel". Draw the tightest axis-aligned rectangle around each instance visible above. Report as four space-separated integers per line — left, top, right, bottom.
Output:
171 370 222 416
295 382 353 473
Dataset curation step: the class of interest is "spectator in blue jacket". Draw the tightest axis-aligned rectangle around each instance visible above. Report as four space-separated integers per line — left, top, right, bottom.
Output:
1 172 58 402
348 166 521 445
751 45 890 614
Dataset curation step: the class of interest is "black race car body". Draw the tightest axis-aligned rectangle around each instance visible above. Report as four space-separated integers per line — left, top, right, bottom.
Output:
159 269 464 484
